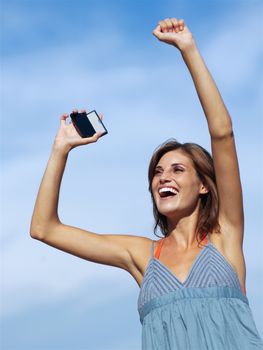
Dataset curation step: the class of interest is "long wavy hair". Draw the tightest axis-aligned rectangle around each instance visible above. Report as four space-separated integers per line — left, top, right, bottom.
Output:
148 139 221 245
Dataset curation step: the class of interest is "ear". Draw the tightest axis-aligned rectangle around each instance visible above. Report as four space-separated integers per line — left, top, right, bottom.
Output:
199 183 209 195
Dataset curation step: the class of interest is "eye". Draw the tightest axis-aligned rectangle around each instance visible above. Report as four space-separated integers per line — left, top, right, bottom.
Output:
173 167 184 173
153 169 162 175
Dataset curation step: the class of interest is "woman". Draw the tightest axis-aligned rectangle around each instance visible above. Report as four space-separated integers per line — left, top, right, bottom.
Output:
30 17 263 349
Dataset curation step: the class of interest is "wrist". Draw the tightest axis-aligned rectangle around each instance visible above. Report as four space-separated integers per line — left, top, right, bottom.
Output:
52 140 71 157
179 39 198 56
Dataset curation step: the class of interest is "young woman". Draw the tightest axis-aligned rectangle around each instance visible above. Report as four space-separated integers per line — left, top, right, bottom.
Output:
30 17 263 349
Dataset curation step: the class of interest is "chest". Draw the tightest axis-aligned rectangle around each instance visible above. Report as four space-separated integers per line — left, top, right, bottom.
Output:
152 239 244 292
157 246 204 284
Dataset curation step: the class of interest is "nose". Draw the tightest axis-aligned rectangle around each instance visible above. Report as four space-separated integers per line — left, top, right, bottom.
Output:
159 177 172 185
159 170 172 184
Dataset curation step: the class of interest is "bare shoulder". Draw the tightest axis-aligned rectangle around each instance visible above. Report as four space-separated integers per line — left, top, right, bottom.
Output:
125 235 156 287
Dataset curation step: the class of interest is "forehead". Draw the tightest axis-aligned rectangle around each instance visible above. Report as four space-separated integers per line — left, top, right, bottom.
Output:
156 149 193 167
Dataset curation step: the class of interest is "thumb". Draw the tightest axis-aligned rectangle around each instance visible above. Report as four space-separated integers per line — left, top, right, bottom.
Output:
152 24 164 40
79 131 102 145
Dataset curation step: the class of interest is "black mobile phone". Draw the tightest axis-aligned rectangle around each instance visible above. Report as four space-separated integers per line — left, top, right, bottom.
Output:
70 110 108 138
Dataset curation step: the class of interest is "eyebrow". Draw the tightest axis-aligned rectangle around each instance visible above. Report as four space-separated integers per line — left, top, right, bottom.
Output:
155 163 186 169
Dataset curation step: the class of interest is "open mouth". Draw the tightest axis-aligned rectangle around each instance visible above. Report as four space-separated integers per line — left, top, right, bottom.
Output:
158 187 178 199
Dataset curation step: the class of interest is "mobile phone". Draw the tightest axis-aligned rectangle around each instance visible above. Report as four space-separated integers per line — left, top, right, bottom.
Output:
70 110 108 138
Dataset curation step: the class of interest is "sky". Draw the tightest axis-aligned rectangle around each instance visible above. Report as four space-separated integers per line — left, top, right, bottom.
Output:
1 0 263 349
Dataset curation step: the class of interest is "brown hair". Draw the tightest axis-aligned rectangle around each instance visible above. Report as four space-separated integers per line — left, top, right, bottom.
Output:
148 139 220 244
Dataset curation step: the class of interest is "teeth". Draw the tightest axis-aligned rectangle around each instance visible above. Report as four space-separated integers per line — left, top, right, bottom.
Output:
159 187 178 195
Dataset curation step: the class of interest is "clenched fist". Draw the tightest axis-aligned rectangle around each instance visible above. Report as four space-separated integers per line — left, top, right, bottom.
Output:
153 18 195 52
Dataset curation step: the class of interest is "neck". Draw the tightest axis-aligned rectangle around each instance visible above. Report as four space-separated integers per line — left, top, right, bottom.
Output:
166 201 201 249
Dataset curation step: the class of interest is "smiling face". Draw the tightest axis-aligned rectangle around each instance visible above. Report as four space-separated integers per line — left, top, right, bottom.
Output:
151 149 208 220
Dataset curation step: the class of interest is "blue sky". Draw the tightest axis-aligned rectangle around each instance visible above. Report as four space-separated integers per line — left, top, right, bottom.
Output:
1 0 263 349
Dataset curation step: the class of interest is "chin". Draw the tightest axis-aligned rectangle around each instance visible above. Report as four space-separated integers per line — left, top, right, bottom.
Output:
156 200 192 220
156 204 178 218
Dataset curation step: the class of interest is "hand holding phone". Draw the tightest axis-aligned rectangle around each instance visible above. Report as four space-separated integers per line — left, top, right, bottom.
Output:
70 110 108 138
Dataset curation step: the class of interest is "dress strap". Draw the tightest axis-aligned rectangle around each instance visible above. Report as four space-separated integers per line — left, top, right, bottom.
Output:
154 238 165 259
200 232 209 247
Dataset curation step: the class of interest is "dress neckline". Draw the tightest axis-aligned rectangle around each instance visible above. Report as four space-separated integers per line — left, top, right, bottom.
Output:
154 234 209 285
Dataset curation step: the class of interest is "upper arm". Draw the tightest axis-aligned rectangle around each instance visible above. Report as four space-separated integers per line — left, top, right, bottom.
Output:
211 132 244 243
31 222 147 272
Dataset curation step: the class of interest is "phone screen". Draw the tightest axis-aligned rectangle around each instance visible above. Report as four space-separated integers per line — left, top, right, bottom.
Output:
70 111 108 138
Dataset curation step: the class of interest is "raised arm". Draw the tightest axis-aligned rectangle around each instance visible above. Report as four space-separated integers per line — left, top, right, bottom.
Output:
30 110 147 278
153 18 244 245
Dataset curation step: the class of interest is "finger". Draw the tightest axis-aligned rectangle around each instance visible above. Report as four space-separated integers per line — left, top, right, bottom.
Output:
72 108 78 114
171 18 180 33
80 109 87 113
158 20 168 33
99 113 104 120
178 19 185 31
60 113 68 125
163 18 174 33
92 131 103 140
171 18 178 30
153 25 165 40
80 132 102 144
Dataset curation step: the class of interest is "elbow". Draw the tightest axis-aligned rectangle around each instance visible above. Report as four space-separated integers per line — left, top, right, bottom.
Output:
211 129 234 141
30 213 45 239
30 218 59 240
209 116 234 140
29 220 53 241
210 120 234 140
30 223 46 240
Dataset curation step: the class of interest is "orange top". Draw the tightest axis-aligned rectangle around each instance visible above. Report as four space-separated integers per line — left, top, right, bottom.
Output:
154 237 165 259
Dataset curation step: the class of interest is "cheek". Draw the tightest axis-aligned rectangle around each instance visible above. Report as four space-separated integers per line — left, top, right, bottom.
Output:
151 181 159 202
152 189 158 202
184 181 201 200
180 176 200 194
151 178 157 193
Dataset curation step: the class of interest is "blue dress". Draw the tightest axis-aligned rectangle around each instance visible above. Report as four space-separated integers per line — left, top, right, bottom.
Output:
137 234 263 349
